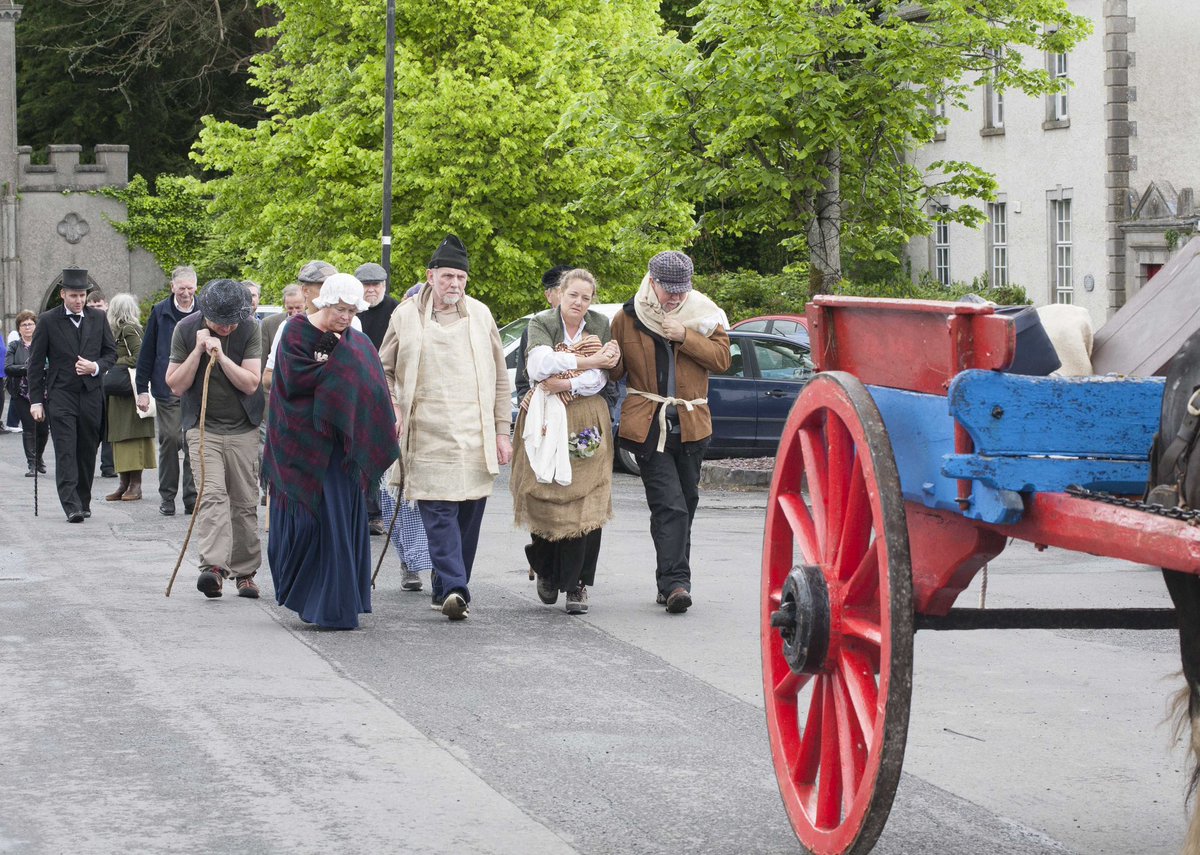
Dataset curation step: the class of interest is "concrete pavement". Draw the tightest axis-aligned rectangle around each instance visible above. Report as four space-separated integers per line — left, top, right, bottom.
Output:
0 429 1189 854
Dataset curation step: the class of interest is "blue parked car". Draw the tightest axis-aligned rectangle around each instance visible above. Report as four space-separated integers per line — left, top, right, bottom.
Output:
613 330 814 475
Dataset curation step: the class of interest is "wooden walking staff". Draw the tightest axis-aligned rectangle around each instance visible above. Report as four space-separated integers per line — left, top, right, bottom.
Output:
165 357 216 597
371 463 404 588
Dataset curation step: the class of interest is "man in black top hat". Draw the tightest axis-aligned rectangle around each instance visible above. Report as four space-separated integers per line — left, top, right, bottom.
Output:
28 267 118 522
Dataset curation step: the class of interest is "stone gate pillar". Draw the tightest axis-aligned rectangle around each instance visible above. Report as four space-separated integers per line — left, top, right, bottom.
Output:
0 2 22 332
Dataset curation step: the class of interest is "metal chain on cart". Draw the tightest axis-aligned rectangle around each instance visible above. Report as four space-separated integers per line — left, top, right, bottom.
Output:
1066 485 1200 525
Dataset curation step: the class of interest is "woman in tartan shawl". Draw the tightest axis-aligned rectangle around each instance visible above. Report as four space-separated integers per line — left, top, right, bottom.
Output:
263 273 397 629
510 269 620 615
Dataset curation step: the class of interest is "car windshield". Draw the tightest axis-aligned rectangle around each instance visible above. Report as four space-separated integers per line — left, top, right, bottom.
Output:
498 316 531 349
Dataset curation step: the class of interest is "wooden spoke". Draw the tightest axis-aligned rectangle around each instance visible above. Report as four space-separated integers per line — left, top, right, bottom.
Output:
825 415 854 558
774 668 813 702
794 680 825 786
836 456 871 580
831 670 868 818
779 493 819 565
839 647 880 748
842 612 883 648
816 680 843 829
843 542 880 606
798 424 829 560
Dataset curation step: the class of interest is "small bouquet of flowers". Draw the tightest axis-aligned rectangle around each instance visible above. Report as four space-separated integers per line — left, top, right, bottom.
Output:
569 425 602 459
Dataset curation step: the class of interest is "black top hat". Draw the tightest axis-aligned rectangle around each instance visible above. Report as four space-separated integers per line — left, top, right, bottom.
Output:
61 267 92 292
197 278 254 326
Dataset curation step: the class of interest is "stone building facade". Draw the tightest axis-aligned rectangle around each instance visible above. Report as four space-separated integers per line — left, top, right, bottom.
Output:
905 0 1199 327
0 1 160 334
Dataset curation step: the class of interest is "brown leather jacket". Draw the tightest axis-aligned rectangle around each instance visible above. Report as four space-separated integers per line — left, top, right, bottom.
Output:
610 301 731 450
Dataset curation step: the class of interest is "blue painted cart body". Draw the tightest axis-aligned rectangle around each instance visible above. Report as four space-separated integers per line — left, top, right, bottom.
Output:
871 371 1165 525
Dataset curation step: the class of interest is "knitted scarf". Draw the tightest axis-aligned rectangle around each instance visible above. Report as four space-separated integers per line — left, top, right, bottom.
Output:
518 335 604 412
264 316 398 514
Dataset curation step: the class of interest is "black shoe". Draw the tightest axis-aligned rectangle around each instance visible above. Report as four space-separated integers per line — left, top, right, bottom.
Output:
82 509 91 518
36 462 46 474
536 574 558 605
101 470 117 478
159 501 176 516
66 511 84 523
24 467 34 478
665 588 692 614
184 504 195 515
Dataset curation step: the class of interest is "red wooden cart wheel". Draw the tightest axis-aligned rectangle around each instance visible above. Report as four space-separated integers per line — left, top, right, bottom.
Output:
762 371 914 855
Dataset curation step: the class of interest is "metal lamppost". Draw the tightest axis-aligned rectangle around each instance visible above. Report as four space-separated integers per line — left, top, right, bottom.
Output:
381 0 395 280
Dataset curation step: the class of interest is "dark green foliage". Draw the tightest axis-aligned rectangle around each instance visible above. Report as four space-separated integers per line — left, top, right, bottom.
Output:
15 0 272 180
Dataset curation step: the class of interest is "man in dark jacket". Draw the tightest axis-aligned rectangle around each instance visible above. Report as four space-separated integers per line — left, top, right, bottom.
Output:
28 267 118 522
135 265 199 516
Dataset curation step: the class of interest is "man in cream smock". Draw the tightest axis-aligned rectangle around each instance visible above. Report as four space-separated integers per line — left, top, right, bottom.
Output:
379 235 513 621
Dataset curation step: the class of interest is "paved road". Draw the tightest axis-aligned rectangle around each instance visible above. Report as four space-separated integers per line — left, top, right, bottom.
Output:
0 433 1187 854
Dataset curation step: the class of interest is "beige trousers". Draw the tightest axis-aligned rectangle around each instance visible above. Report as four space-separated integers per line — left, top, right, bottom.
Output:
185 427 261 579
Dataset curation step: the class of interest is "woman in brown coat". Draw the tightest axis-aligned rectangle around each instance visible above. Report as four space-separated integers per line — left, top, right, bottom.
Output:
105 294 156 500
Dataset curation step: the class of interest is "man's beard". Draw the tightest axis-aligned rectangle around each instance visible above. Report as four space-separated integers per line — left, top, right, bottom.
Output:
441 293 461 305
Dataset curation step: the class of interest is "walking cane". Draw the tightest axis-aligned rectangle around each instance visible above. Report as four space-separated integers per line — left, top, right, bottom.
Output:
165 358 216 597
371 469 404 588
32 449 37 517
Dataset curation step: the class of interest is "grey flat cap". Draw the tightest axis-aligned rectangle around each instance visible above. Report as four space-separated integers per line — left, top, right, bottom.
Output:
297 260 338 284
354 262 388 283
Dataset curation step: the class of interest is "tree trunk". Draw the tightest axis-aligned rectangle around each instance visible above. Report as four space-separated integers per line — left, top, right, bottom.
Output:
806 147 842 301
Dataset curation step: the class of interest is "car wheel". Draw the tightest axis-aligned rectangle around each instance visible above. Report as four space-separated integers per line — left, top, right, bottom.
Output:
616 446 641 476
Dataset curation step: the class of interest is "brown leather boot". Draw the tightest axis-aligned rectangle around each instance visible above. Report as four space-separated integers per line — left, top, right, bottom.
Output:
105 472 129 501
121 471 143 501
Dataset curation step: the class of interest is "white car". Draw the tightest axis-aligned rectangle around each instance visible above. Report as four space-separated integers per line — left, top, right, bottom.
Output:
500 302 624 390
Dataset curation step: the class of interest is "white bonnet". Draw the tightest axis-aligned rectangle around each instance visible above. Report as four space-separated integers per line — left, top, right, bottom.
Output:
312 272 369 312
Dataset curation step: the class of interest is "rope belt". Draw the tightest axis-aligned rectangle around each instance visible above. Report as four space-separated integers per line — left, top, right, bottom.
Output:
628 388 707 453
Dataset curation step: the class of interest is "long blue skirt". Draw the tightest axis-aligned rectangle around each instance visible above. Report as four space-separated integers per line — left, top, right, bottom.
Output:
269 446 372 629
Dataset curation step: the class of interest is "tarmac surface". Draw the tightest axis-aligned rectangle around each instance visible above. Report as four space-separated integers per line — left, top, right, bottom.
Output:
0 431 1188 854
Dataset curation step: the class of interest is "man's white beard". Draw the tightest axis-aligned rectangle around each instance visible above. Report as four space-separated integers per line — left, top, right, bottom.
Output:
442 293 461 305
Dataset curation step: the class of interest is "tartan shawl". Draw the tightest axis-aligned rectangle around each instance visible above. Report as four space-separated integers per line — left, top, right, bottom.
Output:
264 315 398 514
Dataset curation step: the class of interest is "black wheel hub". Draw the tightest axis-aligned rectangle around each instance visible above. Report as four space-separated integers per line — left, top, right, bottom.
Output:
770 565 830 675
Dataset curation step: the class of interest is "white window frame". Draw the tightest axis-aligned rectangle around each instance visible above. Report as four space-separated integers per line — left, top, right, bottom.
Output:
933 206 951 286
987 201 1008 287
1048 194 1073 304
983 50 1004 132
1052 52 1069 121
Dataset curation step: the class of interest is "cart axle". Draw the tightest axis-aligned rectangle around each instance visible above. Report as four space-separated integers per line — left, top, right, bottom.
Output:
915 607 1176 631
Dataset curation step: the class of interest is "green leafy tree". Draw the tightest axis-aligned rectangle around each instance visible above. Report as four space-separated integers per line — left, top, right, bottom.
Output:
594 0 1091 297
193 0 692 319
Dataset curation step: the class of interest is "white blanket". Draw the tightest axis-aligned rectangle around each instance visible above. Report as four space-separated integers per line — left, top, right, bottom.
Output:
522 387 571 486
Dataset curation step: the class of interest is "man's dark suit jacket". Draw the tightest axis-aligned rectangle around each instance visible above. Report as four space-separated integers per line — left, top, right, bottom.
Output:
28 305 118 405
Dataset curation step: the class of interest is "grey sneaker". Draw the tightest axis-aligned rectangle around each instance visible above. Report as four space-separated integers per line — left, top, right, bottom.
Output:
565 585 588 615
401 568 423 591
442 592 469 621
